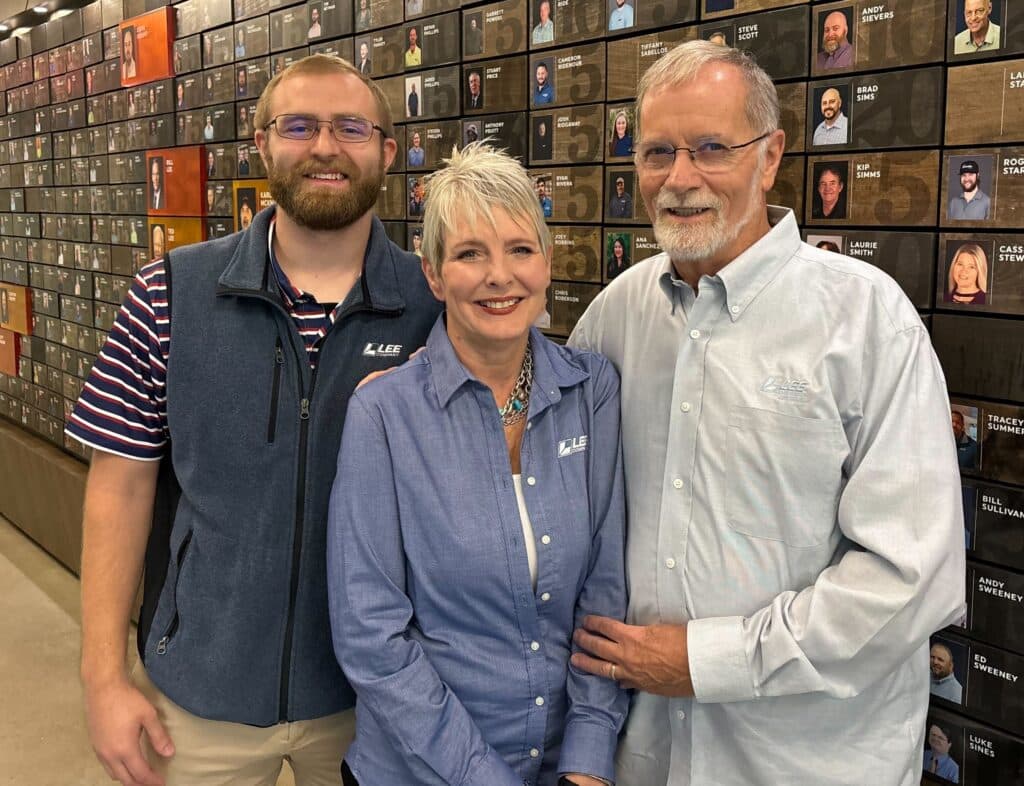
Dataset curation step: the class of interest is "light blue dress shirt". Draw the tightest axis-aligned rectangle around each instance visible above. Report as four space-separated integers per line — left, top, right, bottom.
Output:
328 317 627 786
570 207 965 786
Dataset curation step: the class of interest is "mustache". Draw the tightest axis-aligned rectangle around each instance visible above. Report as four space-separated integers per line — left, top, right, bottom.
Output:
655 191 722 211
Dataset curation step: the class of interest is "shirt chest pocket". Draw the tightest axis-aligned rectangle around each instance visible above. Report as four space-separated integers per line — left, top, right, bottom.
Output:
725 406 848 549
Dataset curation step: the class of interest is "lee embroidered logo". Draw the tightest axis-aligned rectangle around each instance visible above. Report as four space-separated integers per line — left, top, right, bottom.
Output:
558 435 588 457
760 376 810 402
363 342 403 358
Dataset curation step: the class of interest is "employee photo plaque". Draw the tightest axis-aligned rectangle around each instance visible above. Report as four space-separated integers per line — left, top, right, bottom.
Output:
404 120 459 171
605 27 694 102
768 154 806 217
375 172 406 221
810 0 945 78
462 112 528 160
528 165 603 223
545 281 600 337
528 0 604 50
945 58 1024 146
942 147 1024 228
118 7 175 89
946 0 1022 63
462 56 527 114
937 234 1024 316
406 13 461 70
932 314 1024 403
967 479 1024 572
701 5 810 81
550 225 602 283
530 104 604 165
806 150 940 227
528 43 604 109
807 67 944 152
462 0 528 62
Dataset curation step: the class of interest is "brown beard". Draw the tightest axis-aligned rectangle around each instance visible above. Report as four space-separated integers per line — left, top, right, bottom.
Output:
265 150 385 231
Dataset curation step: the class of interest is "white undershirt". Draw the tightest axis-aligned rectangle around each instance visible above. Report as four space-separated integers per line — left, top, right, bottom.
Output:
512 474 538 590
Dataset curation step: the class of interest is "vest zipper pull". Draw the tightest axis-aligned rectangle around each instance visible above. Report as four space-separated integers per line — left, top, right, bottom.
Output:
275 346 284 365
300 398 310 420
156 636 168 655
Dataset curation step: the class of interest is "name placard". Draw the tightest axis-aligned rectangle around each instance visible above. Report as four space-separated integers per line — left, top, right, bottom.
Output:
462 0 528 62
527 164 603 223
530 105 605 165
946 57 1024 145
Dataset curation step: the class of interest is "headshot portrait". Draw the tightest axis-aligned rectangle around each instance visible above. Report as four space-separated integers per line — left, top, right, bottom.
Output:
206 149 216 177
406 0 423 17
236 188 256 230
954 0 1002 55
923 717 962 783
148 157 165 210
532 0 554 45
606 233 632 280
465 69 484 110
464 14 484 55
121 26 138 81
355 0 371 31
237 66 248 97
308 5 322 38
607 171 634 219
407 177 425 216
607 107 634 158
405 76 422 119
405 26 422 68
705 30 730 46
237 145 251 175
532 60 554 106
409 227 423 258
355 39 372 74
237 105 252 137
812 161 849 220
812 85 850 146
947 156 993 221
150 223 166 259
929 636 967 705
407 130 425 167
816 7 855 70
462 121 479 145
534 175 553 218
206 185 216 215
951 404 980 471
944 240 992 305
608 0 635 31
0 287 8 325
533 115 553 161
807 234 844 254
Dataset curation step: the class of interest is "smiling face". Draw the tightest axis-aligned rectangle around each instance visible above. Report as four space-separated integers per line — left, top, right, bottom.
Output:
255 71 397 231
535 63 548 87
928 725 952 757
411 132 421 148
615 113 628 138
817 168 843 212
822 11 848 53
468 72 481 96
964 0 991 35
960 171 978 193
539 0 551 22
637 63 783 269
820 88 841 121
930 644 954 679
360 42 369 59
408 28 418 48
150 159 161 192
422 207 550 357
951 410 965 439
952 252 980 291
613 238 625 259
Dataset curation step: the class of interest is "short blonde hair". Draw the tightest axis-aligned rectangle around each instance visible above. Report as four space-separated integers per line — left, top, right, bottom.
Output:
421 143 551 275
636 40 779 138
948 243 989 294
254 53 395 139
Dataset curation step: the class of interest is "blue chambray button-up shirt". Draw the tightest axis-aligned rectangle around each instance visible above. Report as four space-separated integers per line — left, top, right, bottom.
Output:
327 316 628 786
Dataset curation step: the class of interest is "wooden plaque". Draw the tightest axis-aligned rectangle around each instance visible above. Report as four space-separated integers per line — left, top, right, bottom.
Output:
463 56 527 114
941 147 1024 228
603 166 648 224
807 66 944 152
934 315 1024 403
938 233 1024 316
147 217 204 259
806 150 940 227
544 281 600 337
550 225 602 283
810 0 945 78
355 0 404 34
462 0 528 62
777 81 807 154
528 165 603 223
404 120 459 171
605 28 696 102
528 0 604 51
529 104 604 164
602 227 662 282
231 180 273 232
384 65 461 122
405 12 461 70
407 0 460 21
462 112 528 160
768 154 806 216
701 0 805 20
269 7 310 52
700 5 810 80
145 146 205 217
946 0 1023 63
358 25 406 78
0 284 31 334
802 229 937 308
611 0 696 35
528 43 604 109
375 172 407 220
946 58 1024 146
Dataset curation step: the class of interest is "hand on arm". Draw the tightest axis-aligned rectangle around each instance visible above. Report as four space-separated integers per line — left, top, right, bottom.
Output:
80 451 173 786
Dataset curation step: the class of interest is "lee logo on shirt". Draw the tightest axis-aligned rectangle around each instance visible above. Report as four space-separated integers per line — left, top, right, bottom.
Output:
760 376 810 402
558 435 588 457
363 343 403 358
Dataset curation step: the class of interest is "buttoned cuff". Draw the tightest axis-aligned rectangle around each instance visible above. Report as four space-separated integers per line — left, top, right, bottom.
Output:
687 616 756 704
557 719 618 784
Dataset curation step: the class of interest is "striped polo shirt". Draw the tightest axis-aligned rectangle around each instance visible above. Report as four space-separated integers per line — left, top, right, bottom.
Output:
65 220 360 461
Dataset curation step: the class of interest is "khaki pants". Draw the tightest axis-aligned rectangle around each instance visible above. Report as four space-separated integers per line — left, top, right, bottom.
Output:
132 664 355 786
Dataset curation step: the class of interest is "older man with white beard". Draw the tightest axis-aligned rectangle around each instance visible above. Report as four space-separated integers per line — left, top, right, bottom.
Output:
568 40 965 786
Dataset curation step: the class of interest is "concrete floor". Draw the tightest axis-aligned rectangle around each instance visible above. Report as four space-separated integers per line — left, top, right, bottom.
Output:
0 516 295 785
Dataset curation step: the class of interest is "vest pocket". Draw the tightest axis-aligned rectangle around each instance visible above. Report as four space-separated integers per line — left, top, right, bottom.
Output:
267 338 284 444
156 530 193 655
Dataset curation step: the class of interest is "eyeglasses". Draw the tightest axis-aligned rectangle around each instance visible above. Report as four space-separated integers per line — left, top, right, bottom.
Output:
265 114 388 142
633 132 771 174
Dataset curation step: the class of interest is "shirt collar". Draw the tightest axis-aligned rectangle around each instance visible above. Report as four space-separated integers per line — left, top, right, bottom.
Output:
425 314 589 415
655 206 800 322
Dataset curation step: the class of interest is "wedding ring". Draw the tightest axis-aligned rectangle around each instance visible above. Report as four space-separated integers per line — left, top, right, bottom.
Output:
609 664 617 680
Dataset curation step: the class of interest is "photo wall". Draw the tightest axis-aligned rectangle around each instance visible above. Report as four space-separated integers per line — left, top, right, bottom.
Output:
0 1 1021 778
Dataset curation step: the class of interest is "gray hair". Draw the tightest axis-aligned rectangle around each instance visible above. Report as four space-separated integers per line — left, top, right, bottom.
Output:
636 40 779 137
421 143 551 275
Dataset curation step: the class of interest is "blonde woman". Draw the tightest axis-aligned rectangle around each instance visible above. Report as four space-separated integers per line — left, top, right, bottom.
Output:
945 242 988 304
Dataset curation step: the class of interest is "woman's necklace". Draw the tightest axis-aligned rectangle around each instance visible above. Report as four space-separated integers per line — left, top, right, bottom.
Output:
499 345 534 428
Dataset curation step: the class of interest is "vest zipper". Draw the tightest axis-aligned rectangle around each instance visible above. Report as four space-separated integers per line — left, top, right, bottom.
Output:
156 530 193 655
267 339 284 443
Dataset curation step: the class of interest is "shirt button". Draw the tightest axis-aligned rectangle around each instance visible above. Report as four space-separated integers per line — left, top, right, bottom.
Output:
677 710 686 720
541 534 551 545
540 592 551 602
665 557 676 569
730 305 740 314
526 476 536 486
689 329 701 339
531 641 540 651
535 696 545 706
530 748 540 758
672 478 683 489
526 422 532 430
680 402 691 413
